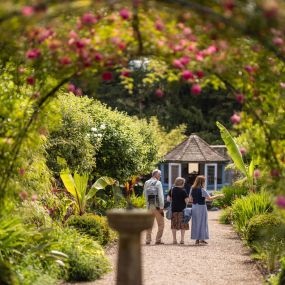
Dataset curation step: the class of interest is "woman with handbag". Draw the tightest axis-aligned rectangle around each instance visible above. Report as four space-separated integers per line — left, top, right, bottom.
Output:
167 177 189 244
189 175 224 245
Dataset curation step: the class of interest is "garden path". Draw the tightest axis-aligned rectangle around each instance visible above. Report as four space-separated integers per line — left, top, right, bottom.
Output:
74 210 263 285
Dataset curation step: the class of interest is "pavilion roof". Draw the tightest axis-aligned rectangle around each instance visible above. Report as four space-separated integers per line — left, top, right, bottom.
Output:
163 134 229 163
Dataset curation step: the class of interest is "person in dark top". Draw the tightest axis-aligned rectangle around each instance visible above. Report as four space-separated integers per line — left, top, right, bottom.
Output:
167 177 189 244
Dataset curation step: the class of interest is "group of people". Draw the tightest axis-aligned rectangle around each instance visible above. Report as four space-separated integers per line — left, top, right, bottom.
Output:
143 169 224 245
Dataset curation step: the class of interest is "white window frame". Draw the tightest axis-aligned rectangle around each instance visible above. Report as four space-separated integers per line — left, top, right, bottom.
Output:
204 163 217 191
168 163 181 189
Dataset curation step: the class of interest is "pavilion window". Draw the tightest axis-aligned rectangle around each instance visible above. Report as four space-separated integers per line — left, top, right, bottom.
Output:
217 164 223 184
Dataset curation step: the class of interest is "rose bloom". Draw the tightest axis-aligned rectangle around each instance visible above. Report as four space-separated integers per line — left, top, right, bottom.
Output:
22 6 34 16
119 8 131 20
26 48 41 59
155 89 164 97
276 195 285 209
230 113 241 124
191 84 202 95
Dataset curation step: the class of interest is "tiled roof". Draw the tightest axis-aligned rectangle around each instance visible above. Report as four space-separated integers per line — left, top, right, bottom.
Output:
164 134 229 162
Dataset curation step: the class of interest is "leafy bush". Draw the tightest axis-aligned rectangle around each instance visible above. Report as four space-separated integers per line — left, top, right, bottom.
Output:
219 207 233 224
130 194 146 208
88 185 128 215
248 215 285 272
212 185 248 208
46 94 99 174
0 213 65 285
67 214 115 246
46 94 159 181
19 201 53 228
246 213 284 243
56 227 110 281
231 192 273 235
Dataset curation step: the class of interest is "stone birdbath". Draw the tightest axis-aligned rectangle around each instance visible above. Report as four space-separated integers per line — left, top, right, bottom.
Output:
107 208 154 285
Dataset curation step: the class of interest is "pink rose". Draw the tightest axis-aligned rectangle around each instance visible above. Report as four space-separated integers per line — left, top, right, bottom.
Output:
22 6 34 16
276 195 285 208
236 93 245 104
230 113 241 124
272 37 284 46
81 12 97 25
254 169 260 178
27 76 36 85
67 83 76 93
182 70 194 80
172 59 183 69
94 53 103 61
191 84 202 95
119 8 131 20
26 48 41 59
155 89 164 97
155 20 164 31
180 56 190 66
195 70 204 79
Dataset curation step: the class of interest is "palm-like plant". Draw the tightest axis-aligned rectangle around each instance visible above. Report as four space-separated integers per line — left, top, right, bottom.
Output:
60 167 115 215
216 122 255 191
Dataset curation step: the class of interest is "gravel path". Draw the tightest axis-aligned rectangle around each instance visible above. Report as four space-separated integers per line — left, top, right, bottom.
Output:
72 210 263 285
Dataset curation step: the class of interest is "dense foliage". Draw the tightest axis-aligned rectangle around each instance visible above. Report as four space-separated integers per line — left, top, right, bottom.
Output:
212 185 248 208
246 213 284 244
67 214 115 246
47 94 160 180
85 69 238 143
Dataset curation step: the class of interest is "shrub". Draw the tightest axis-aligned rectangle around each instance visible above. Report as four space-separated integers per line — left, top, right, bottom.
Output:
19 201 53 228
130 194 146 208
67 214 115 246
46 94 99 174
89 188 128 215
46 94 159 181
231 192 273 235
219 207 233 224
212 185 248 208
0 212 64 285
246 213 284 244
56 228 110 281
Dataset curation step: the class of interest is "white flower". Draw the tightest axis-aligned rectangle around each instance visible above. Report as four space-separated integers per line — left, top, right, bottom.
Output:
100 124 106 129
91 127 97 132
97 133 103 138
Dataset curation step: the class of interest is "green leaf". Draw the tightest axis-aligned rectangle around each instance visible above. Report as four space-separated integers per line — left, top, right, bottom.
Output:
248 159 255 179
86 177 115 200
60 170 79 200
74 172 89 199
91 176 115 190
216 121 248 177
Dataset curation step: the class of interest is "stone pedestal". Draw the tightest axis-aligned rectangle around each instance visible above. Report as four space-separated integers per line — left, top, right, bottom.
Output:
107 209 154 285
